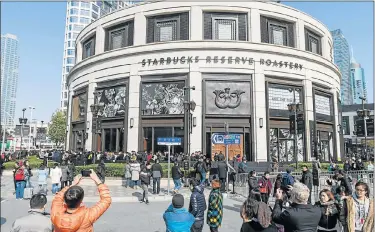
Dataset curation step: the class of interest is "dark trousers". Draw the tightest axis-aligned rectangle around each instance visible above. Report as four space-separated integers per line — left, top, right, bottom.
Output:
219 178 226 192
61 181 68 189
191 220 204 232
260 193 269 204
153 177 161 194
210 227 219 232
308 188 312 204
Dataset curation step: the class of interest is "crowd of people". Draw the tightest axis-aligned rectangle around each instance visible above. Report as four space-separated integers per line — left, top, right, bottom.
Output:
5 150 375 232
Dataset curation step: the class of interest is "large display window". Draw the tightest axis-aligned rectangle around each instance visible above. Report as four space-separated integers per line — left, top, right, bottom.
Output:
267 82 305 162
93 82 127 152
141 81 185 115
142 126 184 154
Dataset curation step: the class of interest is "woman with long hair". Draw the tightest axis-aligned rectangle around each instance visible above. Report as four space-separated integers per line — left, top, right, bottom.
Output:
339 182 374 232
314 189 340 232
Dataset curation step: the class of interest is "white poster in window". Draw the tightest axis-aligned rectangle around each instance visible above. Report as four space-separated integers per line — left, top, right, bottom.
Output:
268 87 301 110
273 29 284 45
160 26 173 41
315 94 331 115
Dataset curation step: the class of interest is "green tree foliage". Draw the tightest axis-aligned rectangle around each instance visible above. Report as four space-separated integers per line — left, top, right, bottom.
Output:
48 110 66 146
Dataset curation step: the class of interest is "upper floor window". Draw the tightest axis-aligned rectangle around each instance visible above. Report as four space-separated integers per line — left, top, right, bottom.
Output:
203 12 247 41
92 12 99 20
80 9 90 17
67 57 75 64
305 29 322 55
67 49 75 56
81 2 90 9
71 1 79 7
82 36 95 59
105 21 134 51
92 4 99 13
73 25 84 31
70 8 79 15
70 16 78 23
260 16 295 47
80 17 90 24
146 12 189 43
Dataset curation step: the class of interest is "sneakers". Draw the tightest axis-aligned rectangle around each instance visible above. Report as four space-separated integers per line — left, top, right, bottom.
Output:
145 200 149 205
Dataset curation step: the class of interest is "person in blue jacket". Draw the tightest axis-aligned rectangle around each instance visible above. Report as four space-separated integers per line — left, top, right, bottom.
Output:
163 194 195 232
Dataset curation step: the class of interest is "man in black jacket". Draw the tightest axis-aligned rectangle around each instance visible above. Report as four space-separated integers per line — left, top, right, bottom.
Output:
217 156 228 192
189 179 207 232
301 165 313 204
151 159 163 194
272 182 321 232
171 162 183 193
248 170 258 195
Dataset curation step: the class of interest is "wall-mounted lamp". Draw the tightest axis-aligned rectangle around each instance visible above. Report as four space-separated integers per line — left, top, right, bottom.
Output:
259 118 264 128
130 118 134 128
193 117 197 127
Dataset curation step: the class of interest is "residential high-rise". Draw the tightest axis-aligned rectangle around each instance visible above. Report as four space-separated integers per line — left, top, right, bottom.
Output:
1 34 19 126
60 1 132 110
350 57 367 104
331 29 352 105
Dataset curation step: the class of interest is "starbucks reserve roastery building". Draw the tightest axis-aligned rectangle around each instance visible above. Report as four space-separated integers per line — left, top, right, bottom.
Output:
65 1 342 162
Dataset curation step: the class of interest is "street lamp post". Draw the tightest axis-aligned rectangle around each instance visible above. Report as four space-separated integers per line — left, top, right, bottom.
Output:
28 106 35 152
287 102 302 170
40 120 44 149
357 96 370 161
183 86 196 172
19 108 28 151
90 92 104 156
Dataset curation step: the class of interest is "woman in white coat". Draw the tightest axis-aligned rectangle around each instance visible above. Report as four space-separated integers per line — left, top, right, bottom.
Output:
130 159 141 189
50 163 62 194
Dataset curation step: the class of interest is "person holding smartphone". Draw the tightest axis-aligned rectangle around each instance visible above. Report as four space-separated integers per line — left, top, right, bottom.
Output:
51 169 112 231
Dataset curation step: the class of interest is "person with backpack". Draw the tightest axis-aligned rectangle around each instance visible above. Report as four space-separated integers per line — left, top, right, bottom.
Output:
281 169 294 192
14 162 27 200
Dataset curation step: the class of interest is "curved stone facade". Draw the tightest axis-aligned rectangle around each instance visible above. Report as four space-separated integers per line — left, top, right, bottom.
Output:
66 1 341 162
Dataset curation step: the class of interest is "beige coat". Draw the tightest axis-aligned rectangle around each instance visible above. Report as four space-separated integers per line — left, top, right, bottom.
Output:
344 196 374 232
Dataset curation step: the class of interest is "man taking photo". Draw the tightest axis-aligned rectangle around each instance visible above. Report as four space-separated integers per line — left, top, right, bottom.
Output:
51 169 112 231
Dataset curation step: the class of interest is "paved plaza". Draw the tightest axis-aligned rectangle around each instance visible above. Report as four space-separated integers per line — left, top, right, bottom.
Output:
1 174 246 232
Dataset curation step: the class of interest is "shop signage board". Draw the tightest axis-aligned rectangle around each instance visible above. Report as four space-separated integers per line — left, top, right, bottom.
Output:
211 133 240 145
157 137 182 146
157 137 181 196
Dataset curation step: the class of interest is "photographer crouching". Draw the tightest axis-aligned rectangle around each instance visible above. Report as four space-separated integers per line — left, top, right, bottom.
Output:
50 169 112 231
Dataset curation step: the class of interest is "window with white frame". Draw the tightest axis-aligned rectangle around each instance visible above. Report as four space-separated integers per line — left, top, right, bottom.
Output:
80 17 90 24
155 19 178 42
81 2 90 8
212 17 238 40
82 36 95 59
146 13 189 43
67 49 75 56
70 8 79 15
70 16 78 23
260 16 294 47
203 12 247 41
305 29 322 55
106 21 134 51
80 9 90 17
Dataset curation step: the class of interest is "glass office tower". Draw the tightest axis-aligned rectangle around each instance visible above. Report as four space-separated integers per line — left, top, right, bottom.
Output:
350 58 367 104
331 29 352 105
1 34 19 126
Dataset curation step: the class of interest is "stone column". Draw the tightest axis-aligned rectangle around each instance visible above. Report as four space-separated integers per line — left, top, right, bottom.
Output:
95 26 105 54
253 66 267 161
303 71 314 161
85 82 96 151
127 64 141 151
296 19 305 50
75 42 83 64
190 6 203 40
331 90 341 161
189 64 202 153
250 9 261 43
134 12 146 46
66 89 74 151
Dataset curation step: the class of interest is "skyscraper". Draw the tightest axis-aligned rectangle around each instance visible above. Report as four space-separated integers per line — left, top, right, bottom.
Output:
60 1 131 110
331 29 352 105
350 56 367 104
1 34 19 126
